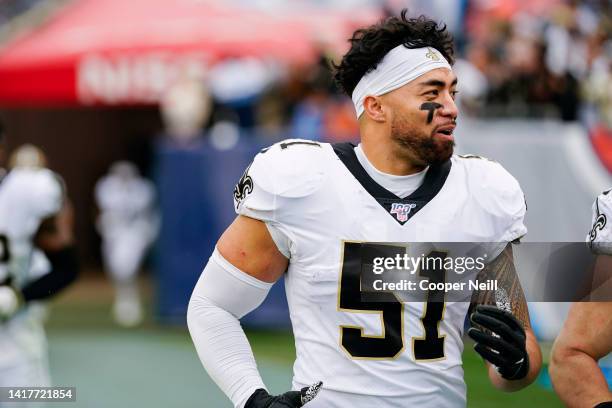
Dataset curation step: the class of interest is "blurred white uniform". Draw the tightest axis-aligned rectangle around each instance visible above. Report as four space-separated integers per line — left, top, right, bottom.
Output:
0 168 62 401
95 162 158 326
234 141 526 407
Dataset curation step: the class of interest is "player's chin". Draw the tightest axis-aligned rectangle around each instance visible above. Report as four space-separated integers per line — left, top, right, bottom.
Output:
417 146 453 167
430 139 454 163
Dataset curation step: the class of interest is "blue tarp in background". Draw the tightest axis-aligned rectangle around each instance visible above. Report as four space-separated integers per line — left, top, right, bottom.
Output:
154 137 291 328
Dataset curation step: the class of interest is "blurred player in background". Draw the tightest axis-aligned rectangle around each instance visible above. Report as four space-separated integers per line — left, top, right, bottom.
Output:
188 11 541 408
95 161 158 327
550 190 612 408
0 124 79 402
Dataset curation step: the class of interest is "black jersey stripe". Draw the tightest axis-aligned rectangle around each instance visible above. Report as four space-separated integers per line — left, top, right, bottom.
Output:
332 142 451 225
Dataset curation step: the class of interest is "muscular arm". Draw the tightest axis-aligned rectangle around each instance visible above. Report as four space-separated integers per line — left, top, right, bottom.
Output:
217 215 288 283
469 245 542 391
19 199 78 302
187 215 290 408
550 255 612 407
586 254 612 302
34 198 75 251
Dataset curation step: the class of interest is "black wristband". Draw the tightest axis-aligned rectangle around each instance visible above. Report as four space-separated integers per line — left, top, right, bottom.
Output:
21 245 79 302
594 402 612 408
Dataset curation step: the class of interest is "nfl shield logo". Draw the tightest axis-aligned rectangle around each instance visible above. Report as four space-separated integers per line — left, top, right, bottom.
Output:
390 203 417 222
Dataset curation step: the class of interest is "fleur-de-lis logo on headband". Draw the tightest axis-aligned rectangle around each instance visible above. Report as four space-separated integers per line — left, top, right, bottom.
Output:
425 47 440 61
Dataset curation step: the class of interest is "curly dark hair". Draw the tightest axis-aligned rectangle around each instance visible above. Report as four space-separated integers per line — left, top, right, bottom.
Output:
333 10 455 97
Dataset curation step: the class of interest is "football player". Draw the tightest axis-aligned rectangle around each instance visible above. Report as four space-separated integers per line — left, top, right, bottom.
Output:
550 190 612 408
187 11 541 408
0 124 79 401
95 161 158 327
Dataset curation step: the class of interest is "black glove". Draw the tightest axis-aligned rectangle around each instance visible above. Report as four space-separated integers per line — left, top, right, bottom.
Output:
468 305 529 381
245 382 322 408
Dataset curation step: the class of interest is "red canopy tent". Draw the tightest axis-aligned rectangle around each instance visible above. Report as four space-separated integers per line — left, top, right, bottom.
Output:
0 0 379 106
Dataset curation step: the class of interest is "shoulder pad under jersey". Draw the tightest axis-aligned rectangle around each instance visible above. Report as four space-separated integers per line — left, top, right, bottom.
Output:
238 139 327 196
454 154 527 241
5 168 63 219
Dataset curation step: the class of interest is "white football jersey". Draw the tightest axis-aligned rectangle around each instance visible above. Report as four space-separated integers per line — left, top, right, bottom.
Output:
95 173 156 233
0 167 62 368
587 190 612 255
0 167 62 286
234 140 527 408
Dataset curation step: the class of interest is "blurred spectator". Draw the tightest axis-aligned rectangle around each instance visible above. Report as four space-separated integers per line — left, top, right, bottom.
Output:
459 0 610 122
160 76 210 147
95 162 158 328
208 58 281 129
282 51 358 141
452 43 490 114
245 0 611 137
323 97 359 142
208 109 242 151
288 53 336 141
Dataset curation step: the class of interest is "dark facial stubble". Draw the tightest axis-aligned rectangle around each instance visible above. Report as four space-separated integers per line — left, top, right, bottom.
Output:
390 113 454 167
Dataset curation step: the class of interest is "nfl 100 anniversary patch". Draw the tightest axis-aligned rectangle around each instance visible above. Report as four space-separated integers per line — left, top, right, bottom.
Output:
390 202 417 223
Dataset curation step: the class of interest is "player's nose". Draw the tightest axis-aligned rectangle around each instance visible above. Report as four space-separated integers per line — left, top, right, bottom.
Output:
439 93 458 120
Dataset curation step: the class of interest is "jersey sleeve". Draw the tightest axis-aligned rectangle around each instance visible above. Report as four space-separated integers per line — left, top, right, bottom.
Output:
28 169 64 219
232 140 327 256
587 190 612 254
233 140 326 219
9 168 63 220
466 157 527 242
233 151 280 223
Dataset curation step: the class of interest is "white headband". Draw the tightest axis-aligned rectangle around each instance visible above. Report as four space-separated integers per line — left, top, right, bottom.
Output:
351 45 452 118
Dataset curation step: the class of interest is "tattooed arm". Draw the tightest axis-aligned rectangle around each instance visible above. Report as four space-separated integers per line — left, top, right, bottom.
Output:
468 244 542 392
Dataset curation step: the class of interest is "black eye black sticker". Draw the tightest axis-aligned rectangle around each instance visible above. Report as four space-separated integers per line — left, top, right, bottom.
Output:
419 102 443 124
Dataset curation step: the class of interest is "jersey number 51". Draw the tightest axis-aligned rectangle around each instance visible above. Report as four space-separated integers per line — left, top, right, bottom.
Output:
339 242 445 361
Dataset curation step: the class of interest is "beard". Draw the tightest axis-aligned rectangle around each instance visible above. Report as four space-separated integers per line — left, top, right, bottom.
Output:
390 115 454 166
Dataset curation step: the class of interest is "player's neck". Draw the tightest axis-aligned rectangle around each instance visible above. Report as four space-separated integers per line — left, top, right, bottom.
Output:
360 139 425 176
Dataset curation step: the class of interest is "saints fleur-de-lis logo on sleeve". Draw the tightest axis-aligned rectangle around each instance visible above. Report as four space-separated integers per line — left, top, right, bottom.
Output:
233 163 254 209
589 212 607 243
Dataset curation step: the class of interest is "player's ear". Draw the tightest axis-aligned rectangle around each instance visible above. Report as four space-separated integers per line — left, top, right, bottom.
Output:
362 95 386 123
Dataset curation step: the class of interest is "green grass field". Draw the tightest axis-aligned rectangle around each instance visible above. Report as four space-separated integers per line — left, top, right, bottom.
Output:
44 276 563 407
